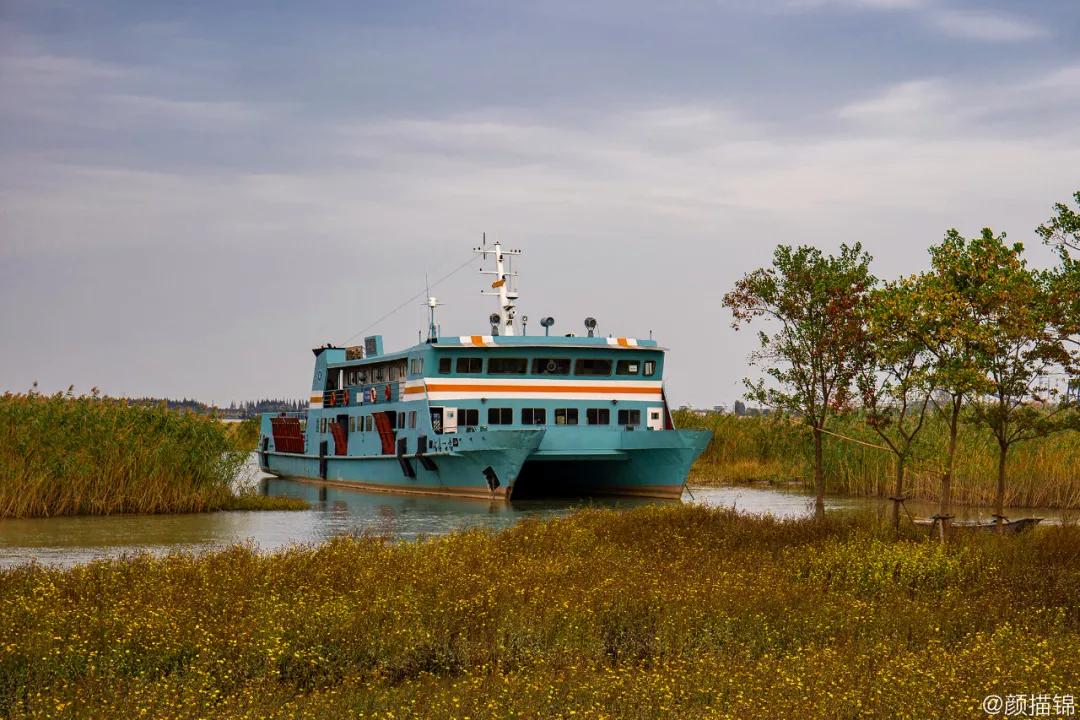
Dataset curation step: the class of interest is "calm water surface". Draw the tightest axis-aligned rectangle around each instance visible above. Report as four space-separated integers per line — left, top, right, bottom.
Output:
0 461 1072 568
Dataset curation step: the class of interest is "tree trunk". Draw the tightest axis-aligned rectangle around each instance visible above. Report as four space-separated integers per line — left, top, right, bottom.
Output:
813 426 825 521
939 399 960 541
892 456 905 533
995 442 1008 534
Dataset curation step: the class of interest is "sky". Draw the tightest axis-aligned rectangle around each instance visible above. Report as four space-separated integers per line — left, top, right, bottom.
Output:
1 0 1078 408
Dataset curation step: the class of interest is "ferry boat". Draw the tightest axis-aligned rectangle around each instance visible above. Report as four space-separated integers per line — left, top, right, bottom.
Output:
258 240 709 499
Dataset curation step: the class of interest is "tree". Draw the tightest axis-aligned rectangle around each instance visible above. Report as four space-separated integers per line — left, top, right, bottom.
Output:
724 243 875 520
892 232 993 534
1036 190 1080 258
947 230 1075 528
857 282 935 532
1038 192 1080 367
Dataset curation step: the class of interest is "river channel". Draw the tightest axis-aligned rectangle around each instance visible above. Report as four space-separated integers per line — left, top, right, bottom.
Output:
1 463 1072 568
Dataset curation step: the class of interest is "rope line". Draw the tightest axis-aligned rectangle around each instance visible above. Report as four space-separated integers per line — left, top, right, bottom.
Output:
341 254 478 346
777 415 947 478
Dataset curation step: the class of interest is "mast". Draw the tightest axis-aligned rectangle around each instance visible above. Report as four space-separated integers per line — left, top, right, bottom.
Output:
475 234 522 336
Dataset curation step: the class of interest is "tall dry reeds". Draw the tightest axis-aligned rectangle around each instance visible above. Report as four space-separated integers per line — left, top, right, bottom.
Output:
679 410 1080 508
0 390 246 518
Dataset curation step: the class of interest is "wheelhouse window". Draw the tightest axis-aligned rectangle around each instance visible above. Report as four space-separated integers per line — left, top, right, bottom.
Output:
555 408 579 425
488 357 528 374
532 358 571 375
617 409 641 426
488 407 513 425
575 358 612 376
586 408 610 425
438 357 452 374
644 360 657 377
409 358 423 375
461 409 480 427
389 365 399 381
456 357 483 374
615 359 640 376
521 408 546 425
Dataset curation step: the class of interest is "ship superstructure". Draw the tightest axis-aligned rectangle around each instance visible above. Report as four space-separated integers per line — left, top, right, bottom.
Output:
259 240 709 499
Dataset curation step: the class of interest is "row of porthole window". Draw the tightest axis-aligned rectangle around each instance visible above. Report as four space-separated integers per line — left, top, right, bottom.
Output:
438 357 656 377
462 407 641 427
320 407 643 433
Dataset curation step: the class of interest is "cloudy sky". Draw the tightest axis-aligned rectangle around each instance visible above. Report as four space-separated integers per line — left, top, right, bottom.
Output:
2 0 1078 407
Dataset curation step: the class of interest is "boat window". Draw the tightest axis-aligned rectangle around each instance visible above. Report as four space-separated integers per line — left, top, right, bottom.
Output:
586 408 610 425
488 407 513 425
617 409 641 426
409 358 423 375
365 416 373 432
389 365 399 381
461 409 479 427
456 357 483 374
488 357 528 374
644 360 656 377
397 411 405 428
521 408 546 425
408 411 417 428
555 408 578 425
438 357 451 374
320 418 327 433
615 360 640 376
349 417 356 432
575 358 612 376
374 366 386 382
532 358 571 375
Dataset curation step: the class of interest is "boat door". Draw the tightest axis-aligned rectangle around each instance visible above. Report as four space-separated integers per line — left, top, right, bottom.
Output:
430 406 457 434
647 407 663 431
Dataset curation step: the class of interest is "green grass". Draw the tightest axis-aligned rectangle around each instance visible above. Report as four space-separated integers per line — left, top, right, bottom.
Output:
678 410 1080 508
0 504 1077 719
0 392 304 518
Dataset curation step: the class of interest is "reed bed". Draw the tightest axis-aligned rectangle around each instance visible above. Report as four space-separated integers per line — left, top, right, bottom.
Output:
680 411 1080 508
0 392 267 518
1 504 1077 719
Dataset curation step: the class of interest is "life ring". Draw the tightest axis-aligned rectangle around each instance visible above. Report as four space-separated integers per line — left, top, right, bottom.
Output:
545 359 558 373
368 387 376 404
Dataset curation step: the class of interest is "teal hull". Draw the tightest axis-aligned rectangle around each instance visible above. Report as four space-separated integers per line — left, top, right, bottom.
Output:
261 428 709 500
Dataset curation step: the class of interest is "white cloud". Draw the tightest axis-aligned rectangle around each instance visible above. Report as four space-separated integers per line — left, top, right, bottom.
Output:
929 8 1048 42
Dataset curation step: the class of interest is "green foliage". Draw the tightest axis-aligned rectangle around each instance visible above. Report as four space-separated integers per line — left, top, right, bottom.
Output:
723 243 875 424
0 391 249 518
723 243 875 516
1 505 1077 719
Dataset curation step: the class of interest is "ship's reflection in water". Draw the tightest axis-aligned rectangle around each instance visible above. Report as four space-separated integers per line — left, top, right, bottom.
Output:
258 476 670 544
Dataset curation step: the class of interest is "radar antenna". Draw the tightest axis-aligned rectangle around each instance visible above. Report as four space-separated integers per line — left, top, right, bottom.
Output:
474 235 523 336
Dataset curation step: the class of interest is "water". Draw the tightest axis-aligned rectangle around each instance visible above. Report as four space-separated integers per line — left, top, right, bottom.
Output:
0 464 1072 568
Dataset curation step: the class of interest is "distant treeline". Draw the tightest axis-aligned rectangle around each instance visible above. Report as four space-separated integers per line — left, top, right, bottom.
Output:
125 397 306 417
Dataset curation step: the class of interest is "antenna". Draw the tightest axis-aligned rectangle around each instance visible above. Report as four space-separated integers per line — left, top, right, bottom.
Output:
475 236 523 336
423 273 442 342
